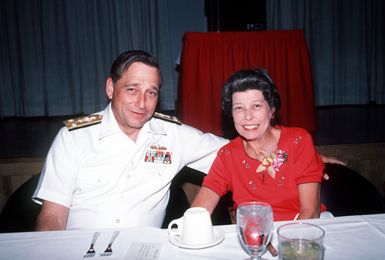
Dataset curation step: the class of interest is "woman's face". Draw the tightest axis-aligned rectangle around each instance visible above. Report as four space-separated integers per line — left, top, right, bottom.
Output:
232 89 275 141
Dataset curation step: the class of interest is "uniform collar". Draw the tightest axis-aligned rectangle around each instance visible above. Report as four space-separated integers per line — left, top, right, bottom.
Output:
146 118 168 136
99 103 121 139
99 103 167 139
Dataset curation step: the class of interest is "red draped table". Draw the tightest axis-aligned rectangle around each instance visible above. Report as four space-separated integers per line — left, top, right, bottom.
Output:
178 30 317 137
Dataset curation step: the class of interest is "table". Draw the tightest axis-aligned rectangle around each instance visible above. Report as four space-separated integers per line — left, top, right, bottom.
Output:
1 214 385 259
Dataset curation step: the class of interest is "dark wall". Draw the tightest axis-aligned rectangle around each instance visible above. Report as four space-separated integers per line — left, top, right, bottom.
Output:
205 0 266 31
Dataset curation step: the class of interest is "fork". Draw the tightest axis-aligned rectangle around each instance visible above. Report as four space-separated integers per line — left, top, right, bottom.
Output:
83 232 100 258
100 231 120 256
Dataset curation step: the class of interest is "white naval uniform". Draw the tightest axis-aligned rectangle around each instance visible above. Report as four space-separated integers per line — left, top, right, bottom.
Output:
33 104 228 230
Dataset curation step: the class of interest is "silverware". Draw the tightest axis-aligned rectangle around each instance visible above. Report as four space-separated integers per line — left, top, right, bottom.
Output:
84 232 100 258
100 231 120 256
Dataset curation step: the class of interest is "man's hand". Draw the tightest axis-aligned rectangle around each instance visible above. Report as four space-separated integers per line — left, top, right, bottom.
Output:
320 154 347 180
320 154 347 166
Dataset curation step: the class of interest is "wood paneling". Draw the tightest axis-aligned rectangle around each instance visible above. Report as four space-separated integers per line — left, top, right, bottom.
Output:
0 158 43 211
317 143 385 197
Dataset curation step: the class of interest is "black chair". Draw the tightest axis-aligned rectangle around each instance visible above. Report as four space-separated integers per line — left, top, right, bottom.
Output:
321 163 385 217
161 178 191 228
161 166 233 228
0 173 42 233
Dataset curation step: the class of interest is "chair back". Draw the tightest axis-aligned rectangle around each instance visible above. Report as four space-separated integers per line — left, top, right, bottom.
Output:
161 167 233 227
0 173 41 233
321 164 385 216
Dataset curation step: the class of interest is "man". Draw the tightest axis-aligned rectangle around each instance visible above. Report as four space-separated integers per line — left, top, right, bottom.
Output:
33 50 227 230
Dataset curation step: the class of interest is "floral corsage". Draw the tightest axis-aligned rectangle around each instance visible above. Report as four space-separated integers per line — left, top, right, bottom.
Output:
256 149 288 178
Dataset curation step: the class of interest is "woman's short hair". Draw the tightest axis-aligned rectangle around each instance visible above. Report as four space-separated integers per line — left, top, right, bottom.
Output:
109 50 161 85
221 68 281 126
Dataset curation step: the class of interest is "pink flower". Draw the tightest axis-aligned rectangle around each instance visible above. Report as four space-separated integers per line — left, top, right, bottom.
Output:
272 150 288 172
256 149 288 179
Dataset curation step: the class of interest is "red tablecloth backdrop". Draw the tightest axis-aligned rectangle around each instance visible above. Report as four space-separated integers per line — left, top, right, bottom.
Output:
178 30 317 137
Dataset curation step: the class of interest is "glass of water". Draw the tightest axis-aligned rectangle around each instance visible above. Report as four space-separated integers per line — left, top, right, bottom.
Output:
277 222 325 260
236 202 273 260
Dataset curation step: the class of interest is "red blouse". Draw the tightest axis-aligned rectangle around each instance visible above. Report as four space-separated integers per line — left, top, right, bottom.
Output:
202 126 325 221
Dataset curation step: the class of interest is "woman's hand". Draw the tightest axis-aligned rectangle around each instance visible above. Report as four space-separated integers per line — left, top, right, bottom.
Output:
191 186 221 214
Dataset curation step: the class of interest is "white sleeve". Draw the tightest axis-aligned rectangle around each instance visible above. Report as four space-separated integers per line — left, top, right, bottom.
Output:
33 127 78 207
178 124 228 174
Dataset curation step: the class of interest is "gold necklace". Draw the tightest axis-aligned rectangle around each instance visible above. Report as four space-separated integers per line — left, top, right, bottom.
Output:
245 141 275 162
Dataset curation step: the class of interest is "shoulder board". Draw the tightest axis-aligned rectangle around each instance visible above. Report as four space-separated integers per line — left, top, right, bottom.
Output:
63 114 103 131
153 112 181 125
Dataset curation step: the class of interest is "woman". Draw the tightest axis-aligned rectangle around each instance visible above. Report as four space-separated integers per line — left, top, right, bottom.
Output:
192 68 326 221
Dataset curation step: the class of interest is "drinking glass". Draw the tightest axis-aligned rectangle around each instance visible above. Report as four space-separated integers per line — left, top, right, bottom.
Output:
277 222 325 260
236 202 273 260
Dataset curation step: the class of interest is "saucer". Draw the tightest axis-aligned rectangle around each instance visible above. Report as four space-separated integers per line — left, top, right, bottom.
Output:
168 227 225 249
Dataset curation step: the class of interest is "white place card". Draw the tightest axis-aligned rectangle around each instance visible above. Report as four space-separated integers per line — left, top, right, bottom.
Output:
124 243 162 260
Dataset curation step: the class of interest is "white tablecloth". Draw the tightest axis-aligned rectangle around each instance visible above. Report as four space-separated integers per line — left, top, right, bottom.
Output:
0 214 385 259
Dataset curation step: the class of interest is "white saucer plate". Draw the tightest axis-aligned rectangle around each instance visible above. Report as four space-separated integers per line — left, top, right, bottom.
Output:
168 227 225 249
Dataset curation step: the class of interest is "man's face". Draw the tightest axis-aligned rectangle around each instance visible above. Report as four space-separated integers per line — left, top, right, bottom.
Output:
106 62 160 139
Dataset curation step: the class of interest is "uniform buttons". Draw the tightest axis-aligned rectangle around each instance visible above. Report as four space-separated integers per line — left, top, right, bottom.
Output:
116 219 120 223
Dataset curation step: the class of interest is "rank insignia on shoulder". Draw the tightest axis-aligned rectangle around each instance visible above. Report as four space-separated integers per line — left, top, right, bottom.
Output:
153 112 181 125
63 114 103 131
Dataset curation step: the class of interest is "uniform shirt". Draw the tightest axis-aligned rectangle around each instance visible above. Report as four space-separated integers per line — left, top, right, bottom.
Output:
202 126 324 221
33 104 227 229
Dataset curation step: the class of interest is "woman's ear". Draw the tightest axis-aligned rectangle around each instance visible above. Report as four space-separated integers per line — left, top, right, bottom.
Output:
106 77 114 100
271 107 276 118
